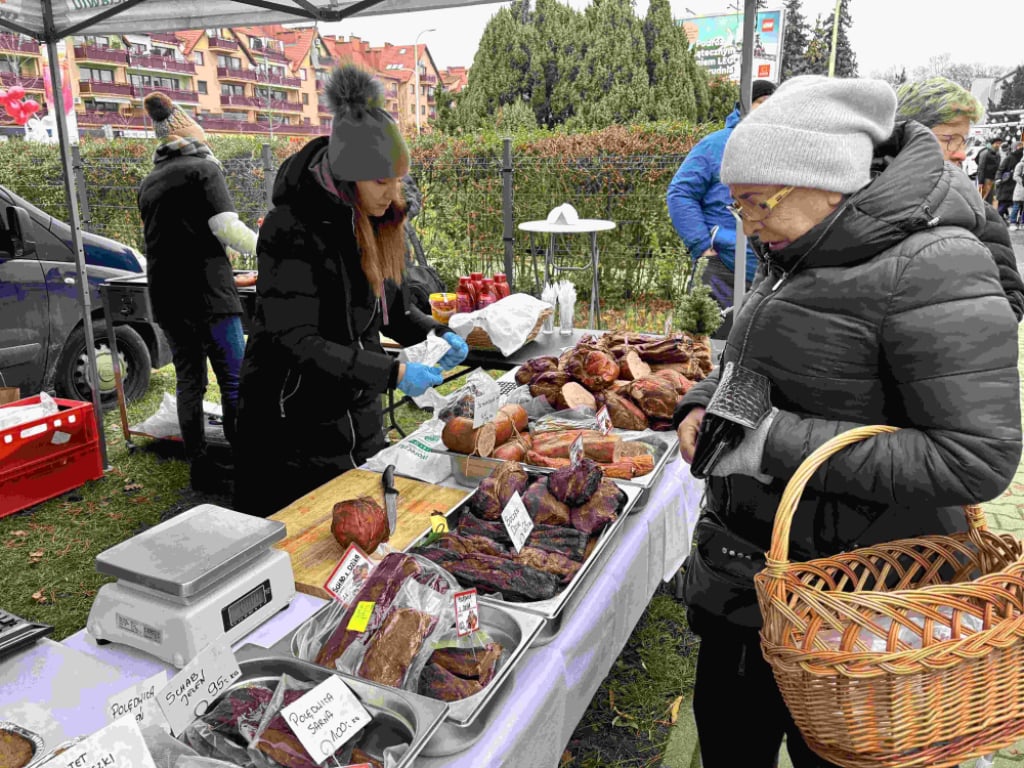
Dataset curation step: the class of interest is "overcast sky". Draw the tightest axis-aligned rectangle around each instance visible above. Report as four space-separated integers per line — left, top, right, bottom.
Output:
321 0 1018 77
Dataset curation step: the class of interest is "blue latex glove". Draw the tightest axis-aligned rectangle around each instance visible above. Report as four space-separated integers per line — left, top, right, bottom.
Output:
397 363 444 397
437 331 469 370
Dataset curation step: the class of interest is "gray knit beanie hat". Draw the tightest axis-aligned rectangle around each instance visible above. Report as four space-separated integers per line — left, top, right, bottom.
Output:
721 75 897 194
325 64 409 182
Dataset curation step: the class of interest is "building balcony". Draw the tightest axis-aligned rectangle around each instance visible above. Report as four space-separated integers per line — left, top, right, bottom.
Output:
251 47 288 65
207 36 238 52
217 66 256 83
0 35 40 54
79 81 134 98
133 86 198 103
73 45 128 64
220 94 261 109
127 53 195 75
0 73 44 91
78 110 148 127
261 72 301 89
422 74 437 84
268 99 302 113
149 32 179 45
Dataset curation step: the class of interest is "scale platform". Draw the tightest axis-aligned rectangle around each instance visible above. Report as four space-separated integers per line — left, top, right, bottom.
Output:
87 504 295 667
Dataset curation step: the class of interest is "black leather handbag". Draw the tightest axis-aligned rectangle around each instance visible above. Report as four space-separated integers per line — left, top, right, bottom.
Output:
690 361 773 479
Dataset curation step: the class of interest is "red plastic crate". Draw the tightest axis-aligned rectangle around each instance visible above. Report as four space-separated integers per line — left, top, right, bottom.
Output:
0 395 104 518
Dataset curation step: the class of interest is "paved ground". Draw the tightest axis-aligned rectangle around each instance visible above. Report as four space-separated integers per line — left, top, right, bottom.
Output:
662 228 1024 768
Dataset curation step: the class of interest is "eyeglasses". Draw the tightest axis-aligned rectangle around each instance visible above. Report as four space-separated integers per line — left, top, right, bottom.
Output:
935 133 968 154
729 186 795 222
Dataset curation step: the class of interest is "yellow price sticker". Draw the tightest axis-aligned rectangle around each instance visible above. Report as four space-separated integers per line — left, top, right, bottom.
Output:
347 601 375 633
430 513 449 534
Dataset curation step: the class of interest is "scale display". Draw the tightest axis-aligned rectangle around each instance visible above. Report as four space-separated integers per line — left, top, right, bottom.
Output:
222 580 272 632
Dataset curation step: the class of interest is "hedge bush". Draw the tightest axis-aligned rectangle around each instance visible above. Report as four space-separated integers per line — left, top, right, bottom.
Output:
0 120 712 304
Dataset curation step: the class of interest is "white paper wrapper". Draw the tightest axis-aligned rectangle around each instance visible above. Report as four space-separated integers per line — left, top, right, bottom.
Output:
448 293 550 357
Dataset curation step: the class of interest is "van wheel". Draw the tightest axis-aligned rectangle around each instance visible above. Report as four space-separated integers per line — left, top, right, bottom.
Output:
54 323 151 410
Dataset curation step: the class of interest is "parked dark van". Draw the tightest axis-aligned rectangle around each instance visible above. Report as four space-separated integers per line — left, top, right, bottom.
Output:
0 185 169 407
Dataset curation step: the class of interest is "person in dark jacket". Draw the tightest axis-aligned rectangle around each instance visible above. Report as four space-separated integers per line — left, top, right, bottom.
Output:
137 92 259 492
234 66 468 517
895 77 1024 321
666 79 776 314
996 141 1024 220
976 136 1004 203
674 76 1021 768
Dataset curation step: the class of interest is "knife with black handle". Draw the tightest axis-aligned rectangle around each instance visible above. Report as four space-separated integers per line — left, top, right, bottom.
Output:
382 464 399 536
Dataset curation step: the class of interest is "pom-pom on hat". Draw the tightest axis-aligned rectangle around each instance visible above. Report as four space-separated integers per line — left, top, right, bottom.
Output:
143 91 206 143
325 64 410 182
721 75 896 195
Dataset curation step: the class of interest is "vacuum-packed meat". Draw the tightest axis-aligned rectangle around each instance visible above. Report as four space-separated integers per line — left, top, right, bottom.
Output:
418 662 484 702
431 642 503 686
358 607 436 688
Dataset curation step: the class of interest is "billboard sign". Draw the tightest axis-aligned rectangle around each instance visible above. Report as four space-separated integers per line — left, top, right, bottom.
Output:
680 9 785 84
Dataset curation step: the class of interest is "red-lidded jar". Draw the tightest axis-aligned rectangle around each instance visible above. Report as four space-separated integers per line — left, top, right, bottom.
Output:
492 273 511 299
470 272 485 306
456 277 475 313
478 277 498 309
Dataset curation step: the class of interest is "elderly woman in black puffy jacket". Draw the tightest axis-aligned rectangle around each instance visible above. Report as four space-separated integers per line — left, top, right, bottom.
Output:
673 76 1022 768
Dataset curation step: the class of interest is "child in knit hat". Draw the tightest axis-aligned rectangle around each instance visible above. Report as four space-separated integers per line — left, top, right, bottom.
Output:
674 75 1021 768
137 91 258 492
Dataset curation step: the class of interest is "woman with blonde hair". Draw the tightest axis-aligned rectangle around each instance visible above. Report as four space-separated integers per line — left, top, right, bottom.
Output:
234 65 467 516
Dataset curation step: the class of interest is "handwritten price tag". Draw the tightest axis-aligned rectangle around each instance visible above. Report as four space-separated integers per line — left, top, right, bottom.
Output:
347 601 375 633
282 675 371 763
471 375 502 429
324 544 375 606
454 589 480 637
501 490 534 554
156 642 242 736
106 670 167 728
569 434 585 465
596 406 612 436
58 714 158 768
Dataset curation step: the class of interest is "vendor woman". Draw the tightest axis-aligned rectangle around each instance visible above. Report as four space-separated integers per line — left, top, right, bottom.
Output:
234 65 468 516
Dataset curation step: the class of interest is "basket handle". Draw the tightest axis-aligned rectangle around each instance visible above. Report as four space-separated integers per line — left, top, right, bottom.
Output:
765 425 988 569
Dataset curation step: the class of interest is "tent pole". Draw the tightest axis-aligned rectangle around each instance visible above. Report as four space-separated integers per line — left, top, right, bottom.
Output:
732 0 757 316
43 0 109 468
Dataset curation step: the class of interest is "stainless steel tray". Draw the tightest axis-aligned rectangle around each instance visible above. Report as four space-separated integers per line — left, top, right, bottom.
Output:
405 476 643 644
272 601 546 757
231 647 448 768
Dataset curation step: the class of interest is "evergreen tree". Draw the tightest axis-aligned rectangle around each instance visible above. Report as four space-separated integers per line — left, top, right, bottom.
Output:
643 0 696 122
802 15 829 76
569 0 650 130
527 0 583 128
997 66 1024 110
687 44 711 121
780 0 810 81
807 0 857 78
458 6 534 128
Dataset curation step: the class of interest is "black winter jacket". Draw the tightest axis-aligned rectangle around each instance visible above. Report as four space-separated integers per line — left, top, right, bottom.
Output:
976 146 1000 184
977 203 1024 320
235 137 444 516
675 122 1022 630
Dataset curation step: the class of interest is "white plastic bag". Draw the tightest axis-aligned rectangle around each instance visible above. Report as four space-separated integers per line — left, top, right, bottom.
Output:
0 391 58 431
398 331 452 408
365 419 451 485
448 293 550 356
130 393 223 440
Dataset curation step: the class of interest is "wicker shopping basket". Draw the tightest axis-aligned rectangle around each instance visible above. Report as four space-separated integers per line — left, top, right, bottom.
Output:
754 425 1024 768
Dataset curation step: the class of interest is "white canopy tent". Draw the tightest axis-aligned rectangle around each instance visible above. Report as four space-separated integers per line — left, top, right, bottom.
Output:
0 0 759 467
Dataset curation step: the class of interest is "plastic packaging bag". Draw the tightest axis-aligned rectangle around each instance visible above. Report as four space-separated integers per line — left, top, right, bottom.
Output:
397 331 451 408
365 419 450 484
415 625 508 702
129 392 224 440
436 369 502 427
530 406 599 435
817 606 986 652
448 293 550 356
180 683 276 766
0 391 58 431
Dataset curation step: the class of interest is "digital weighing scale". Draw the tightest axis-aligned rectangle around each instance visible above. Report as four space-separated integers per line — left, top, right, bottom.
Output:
87 504 295 667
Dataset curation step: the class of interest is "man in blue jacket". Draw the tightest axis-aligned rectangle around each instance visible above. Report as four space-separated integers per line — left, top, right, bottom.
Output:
667 80 776 312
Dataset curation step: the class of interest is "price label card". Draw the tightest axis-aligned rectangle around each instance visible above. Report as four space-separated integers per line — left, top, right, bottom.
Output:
347 601 375 633
106 670 167 728
471 376 501 429
324 544 375 606
596 406 612 436
569 434 585 465
57 714 158 768
430 512 450 534
282 675 371 763
501 490 534 554
157 641 242 736
454 588 480 637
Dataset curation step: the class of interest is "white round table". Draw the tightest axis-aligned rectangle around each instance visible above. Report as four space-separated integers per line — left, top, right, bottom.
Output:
518 218 616 329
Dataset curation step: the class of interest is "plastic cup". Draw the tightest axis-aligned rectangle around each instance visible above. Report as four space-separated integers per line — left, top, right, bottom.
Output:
429 292 458 325
559 300 574 336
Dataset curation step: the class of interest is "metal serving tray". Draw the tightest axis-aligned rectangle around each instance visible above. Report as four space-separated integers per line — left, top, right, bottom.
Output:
229 647 449 768
273 601 545 757
405 476 643 644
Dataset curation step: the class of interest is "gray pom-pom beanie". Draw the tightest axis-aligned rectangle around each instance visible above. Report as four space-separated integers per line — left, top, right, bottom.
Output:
325 64 409 182
720 76 897 194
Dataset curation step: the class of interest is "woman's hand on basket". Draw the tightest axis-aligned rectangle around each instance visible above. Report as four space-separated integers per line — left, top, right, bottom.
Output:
677 406 706 464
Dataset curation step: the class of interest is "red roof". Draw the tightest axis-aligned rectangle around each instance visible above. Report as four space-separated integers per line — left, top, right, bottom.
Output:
177 30 204 56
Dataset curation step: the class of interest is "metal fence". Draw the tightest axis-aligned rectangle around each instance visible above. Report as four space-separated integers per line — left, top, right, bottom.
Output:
56 142 690 304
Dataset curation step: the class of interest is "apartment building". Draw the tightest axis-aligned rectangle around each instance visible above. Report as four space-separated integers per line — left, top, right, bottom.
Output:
0 27 452 139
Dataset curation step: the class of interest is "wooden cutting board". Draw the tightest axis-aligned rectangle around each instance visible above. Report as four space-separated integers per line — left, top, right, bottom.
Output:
270 469 469 599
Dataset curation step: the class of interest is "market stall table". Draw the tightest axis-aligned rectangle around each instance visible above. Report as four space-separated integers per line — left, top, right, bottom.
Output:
6 459 702 767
